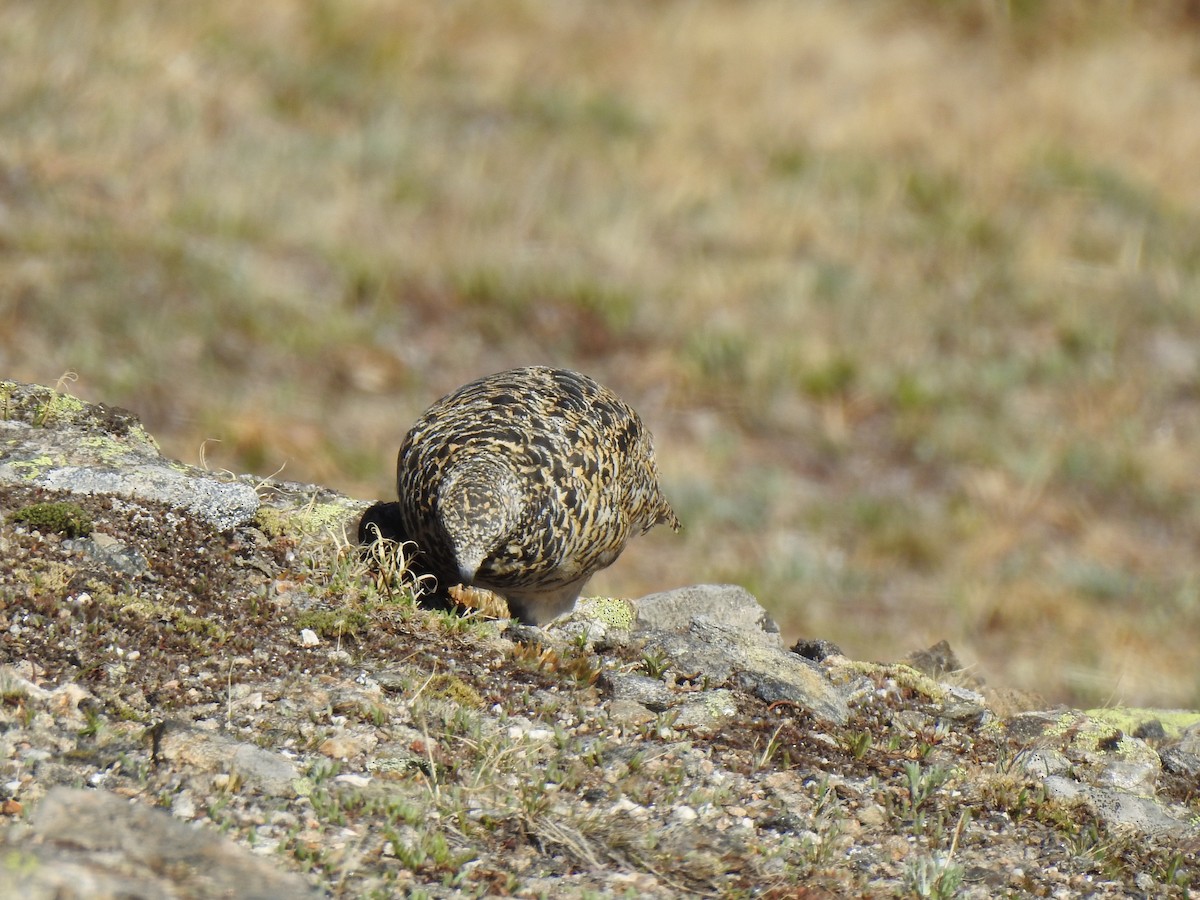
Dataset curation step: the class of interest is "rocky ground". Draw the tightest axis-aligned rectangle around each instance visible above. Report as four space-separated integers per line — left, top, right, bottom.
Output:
1 380 1199 899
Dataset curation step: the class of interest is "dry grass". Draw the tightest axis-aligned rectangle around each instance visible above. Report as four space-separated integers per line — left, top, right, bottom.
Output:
5 0 1200 706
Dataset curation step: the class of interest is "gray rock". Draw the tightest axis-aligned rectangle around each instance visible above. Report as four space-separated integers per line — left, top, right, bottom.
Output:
1156 724 1200 777
629 585 849 724
633 584 779 635
1043 776 1193 838
1161 722 1200 778
1162 750 1200 779
602 672 675 712
1001 709 1200 840
0 786 321 900
673 688 740 734
38 465 259 532
64 532 149 577
155 723 300 797
1005 710 1163 797
0 382 259 531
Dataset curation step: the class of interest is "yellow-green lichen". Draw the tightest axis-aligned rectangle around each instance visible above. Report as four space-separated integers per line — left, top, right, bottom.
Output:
1036 710 1168 761
1082 708 1200 741
10 456 58 479
696 688 738 718
2 848 41 877
576 595 636 630
1042 711 1087 741
0 382 82 426
30 390 86 428
837 659 951 704
255 500 359 539
123 423 160 453
79 434 142 466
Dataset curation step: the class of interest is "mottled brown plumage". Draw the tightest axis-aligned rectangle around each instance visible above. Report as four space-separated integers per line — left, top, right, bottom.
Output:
395 366 679 624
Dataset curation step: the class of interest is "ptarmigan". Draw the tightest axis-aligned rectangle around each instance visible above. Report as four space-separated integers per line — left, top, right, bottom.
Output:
389 366 679 624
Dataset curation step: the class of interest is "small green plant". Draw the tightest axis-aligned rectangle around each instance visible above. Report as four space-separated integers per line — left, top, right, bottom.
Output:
385 826 473 876
639 709 680 742
308 788 348 827
894 761 953 835
979 773 1037 821
756 723 789 770
841 729 873 760
77 705 104 739
1159 852 1192 890
903 853 965 900
0 672 28 706
640 648 671 679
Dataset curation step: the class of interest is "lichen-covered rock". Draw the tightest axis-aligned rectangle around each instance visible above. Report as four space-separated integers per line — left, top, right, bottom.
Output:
567 583 852 723
0 381 258 531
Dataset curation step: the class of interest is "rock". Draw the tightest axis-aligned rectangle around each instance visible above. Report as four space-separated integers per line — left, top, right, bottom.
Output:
154 723 300 798
622 585 850 724
673 689 740 734
1161 722 1200 778
903 639 967 680
632 583 779 635
998 709 1200 839
64 532 149 577
1004 710 1162 796
601 672 675 712
607 698 660 728
319 729 379 760
1042 776 1192 837
0 786 322 900
37 466 259 532
0 381 259 531
791 638 844 662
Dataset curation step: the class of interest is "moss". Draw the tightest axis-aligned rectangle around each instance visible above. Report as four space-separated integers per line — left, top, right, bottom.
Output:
425 673 484 709
296 608 370 639
109 594 228 642
9 501 94 538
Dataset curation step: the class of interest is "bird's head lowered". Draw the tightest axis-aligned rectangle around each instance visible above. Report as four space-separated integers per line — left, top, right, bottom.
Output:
437 455 524 586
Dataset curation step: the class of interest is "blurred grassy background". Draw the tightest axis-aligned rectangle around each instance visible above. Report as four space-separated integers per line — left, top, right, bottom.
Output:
4 0 1200 707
